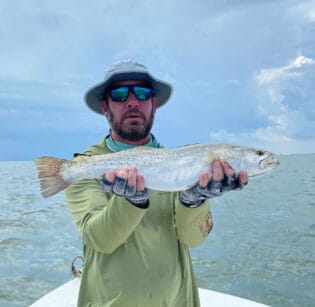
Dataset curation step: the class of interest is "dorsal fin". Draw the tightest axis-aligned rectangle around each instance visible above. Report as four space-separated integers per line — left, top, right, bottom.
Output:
73 153 92 158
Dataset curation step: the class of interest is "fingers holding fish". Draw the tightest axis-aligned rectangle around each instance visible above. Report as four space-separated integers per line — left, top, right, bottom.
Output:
135 173 145 192
221 170 248 191
197 160 249 195
118 167 136 188
124 167 145 192
101 167 149 207
221 162 248 189
104 167 145 193
197 160 231 188
222 161 235 177
238 170 248 185
212 160 224 182
105 169 117 182
198 172 209 188
211 160 248 186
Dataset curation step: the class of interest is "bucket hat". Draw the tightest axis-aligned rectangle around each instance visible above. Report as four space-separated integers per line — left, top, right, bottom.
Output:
84 60 173 114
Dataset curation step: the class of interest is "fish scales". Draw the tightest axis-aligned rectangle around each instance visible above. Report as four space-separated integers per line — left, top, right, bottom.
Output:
35 143 279 198
62 144 211 191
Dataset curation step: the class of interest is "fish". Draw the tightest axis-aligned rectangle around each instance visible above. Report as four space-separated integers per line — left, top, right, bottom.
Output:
35 143 280 198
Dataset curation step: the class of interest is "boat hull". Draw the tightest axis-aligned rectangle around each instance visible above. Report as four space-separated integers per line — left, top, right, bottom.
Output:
30 278 269 306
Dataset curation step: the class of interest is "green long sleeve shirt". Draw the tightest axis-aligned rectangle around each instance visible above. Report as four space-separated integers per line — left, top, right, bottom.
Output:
65 138 213 307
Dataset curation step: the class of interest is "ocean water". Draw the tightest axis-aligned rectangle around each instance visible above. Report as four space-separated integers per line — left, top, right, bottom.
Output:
0 154 314 307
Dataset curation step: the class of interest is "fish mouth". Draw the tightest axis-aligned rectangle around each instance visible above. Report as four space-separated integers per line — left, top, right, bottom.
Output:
259 153 280 170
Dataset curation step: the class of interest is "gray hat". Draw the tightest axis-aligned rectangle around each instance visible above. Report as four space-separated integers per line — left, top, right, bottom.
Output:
84 60 173 114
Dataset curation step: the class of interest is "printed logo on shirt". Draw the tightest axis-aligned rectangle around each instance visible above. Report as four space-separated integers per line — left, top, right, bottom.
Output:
199 212 213 237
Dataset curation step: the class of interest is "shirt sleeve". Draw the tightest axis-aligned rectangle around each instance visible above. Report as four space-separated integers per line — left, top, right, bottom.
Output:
174 193 213 247
65 178 148 254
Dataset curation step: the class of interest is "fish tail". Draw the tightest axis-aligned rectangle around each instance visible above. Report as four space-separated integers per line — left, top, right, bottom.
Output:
35 156 72 198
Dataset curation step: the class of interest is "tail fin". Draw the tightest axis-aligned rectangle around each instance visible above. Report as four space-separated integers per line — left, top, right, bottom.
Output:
35 156 72 198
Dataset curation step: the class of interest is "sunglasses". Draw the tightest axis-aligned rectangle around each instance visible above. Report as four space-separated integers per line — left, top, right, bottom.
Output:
106 85 154 102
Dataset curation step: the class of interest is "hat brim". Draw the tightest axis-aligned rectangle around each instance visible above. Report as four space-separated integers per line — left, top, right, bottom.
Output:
84 72 172 114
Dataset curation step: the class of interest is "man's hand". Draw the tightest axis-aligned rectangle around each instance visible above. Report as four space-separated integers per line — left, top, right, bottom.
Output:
101 167 149 208
180 160 248 207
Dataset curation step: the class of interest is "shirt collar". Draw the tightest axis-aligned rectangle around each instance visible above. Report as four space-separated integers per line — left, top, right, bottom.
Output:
105 132 161 152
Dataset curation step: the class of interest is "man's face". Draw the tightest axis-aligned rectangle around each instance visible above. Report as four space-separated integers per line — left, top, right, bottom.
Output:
101 80 158 141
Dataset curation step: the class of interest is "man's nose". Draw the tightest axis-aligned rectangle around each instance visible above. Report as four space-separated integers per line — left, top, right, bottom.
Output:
126 92 140 108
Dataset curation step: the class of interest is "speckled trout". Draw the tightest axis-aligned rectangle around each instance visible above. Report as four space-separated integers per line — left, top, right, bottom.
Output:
35 143 279 198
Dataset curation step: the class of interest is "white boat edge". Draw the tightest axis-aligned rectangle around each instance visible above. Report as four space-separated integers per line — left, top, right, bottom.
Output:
30 277 269 307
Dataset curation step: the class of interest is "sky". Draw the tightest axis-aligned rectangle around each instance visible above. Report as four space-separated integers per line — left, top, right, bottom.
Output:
1 0 315 160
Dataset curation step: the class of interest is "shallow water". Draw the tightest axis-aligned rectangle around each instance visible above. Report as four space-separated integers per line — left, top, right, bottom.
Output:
0 155 314 306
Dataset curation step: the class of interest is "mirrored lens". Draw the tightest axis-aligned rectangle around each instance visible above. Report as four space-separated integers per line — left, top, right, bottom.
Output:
109 85 153 102
133 86 152 100
110 87 129 102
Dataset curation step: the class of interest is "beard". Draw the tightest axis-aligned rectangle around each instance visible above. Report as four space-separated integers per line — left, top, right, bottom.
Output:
107 108 155 141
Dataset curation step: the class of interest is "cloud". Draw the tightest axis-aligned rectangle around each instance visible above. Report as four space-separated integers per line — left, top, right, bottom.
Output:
256 56 315 85
254 55 315 138
1 1 315 159
256 56 314 86
209 55 315 153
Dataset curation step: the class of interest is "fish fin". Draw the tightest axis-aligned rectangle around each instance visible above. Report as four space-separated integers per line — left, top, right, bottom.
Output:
35 157 72 198
207 151 219 163
73 153 92 158
178 143 200 147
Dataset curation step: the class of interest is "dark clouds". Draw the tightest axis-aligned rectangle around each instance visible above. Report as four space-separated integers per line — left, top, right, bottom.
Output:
0 0 314 159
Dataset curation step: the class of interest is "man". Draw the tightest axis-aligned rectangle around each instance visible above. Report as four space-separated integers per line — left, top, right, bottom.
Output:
65 60 248 307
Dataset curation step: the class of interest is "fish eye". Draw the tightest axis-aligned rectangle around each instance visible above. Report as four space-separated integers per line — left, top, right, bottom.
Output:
256 150 264 156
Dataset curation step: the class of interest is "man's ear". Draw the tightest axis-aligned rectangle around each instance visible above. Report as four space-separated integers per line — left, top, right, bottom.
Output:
152 97 158 111
101 101 108 115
